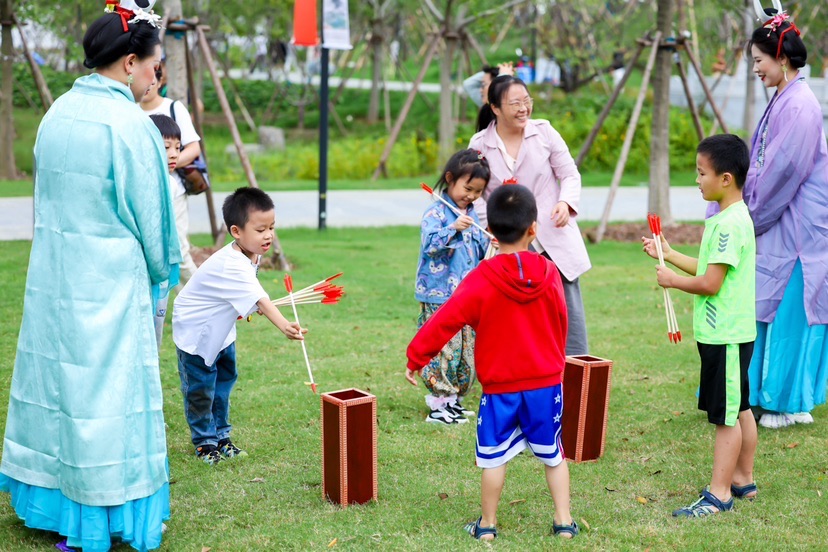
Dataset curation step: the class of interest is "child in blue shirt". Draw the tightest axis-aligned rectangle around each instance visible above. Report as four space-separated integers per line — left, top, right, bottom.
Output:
415 148 491 424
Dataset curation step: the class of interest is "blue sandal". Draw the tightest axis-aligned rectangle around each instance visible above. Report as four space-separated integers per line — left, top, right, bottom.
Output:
552 520 579 537
731 482 758 500
673 489 734 518
464 517 497 540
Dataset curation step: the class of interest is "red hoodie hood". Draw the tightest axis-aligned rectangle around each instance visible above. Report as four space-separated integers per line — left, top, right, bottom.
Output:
477 251 554 303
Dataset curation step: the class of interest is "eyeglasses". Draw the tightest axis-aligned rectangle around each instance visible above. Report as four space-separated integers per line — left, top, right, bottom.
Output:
506 98 533 110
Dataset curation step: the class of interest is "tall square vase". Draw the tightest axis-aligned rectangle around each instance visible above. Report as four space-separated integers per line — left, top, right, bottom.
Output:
321 388 378 506
561 355 613 462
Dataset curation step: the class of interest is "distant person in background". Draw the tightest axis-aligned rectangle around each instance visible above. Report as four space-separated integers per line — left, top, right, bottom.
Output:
141 72 201 285
463 62 514 108
249 34 269 74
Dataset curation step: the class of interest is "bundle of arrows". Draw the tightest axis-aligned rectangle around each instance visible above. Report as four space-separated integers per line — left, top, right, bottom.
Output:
282 274 335 394
647 213 681 343
271 272 344 307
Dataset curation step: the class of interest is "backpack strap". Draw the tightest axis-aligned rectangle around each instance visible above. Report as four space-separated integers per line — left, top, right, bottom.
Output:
169 100 177 122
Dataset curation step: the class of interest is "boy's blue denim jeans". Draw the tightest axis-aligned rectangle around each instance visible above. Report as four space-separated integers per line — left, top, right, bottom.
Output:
176 344 237 448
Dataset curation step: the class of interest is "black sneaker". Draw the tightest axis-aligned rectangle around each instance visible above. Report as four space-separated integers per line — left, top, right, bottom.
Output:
195 444 224 465
218 439 248 458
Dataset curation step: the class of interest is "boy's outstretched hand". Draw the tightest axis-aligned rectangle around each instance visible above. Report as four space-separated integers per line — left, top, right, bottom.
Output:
405 368 421 386
641 234 673 261
281 321 306 341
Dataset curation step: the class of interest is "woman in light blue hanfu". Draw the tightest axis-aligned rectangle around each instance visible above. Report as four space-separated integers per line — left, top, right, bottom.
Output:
0 2 181 550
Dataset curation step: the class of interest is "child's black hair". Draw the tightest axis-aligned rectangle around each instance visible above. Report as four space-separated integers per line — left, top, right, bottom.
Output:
487 184 537 244
222 187 275 230
481 65 500 79
696 134 750 190
747 19 807 69
476 75 528 132
149 114 181 140
434 148 491 193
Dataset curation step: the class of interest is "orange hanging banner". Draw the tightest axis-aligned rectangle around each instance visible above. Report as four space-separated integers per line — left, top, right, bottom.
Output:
294 0 319 47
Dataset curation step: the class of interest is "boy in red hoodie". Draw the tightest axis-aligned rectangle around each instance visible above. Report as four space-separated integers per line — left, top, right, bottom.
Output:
406 185 577 540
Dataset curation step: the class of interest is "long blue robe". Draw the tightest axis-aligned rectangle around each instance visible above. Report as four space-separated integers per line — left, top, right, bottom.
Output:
1 74 181 513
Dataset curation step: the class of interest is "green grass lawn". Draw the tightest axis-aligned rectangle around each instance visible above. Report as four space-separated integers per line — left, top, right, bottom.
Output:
1 229 826 550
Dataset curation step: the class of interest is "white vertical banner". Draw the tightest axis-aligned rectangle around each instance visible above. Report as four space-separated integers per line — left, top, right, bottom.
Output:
322 0 352 50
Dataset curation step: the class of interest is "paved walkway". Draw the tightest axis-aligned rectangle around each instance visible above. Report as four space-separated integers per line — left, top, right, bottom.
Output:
0 187 707 241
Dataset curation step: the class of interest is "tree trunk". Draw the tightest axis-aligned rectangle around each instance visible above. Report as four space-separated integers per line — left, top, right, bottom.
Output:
0 0 18 179
439 33 458 167
648 0 674 224
367 20 383 124
163 0 187 105
676 0 686 33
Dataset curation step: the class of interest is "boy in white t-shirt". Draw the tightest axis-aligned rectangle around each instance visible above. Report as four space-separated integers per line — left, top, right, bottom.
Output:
141 74 199 281
172 187 304 465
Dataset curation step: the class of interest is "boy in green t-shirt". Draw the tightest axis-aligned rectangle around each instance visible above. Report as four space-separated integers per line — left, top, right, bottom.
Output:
642 134 757 518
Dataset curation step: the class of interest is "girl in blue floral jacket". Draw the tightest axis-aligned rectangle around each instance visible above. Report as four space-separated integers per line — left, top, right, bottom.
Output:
415 149 491 424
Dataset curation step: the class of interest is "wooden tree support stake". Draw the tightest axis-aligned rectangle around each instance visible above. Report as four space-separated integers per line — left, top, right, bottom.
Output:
675 54 705 140
372 35 440 180
683 40 729 134
575 40 646 167
12 14 52 110
594 31 662 244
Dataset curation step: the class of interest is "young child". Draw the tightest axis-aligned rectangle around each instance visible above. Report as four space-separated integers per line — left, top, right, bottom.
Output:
415 149 491 424
406 184 577 540
148 113 181 351
172 187 304 465
142 73 201 283
642 134 757 516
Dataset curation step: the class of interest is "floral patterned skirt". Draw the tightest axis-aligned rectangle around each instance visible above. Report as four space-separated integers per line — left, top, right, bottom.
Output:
418 303 476 397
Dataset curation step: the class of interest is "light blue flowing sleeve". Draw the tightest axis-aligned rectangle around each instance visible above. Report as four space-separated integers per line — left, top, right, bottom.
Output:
111 120 182 286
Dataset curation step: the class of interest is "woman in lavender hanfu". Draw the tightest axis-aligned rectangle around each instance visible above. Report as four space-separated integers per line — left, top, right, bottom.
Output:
708 7 828 429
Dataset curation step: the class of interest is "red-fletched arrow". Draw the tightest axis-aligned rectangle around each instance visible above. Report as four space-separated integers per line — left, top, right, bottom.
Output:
284 274 317 394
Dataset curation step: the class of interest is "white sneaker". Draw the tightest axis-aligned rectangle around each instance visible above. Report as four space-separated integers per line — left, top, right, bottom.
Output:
758 413 795 429
426 408 467 425
789 412 814 424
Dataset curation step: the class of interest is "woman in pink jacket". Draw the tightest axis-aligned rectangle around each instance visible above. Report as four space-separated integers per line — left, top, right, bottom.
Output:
470 75 591 354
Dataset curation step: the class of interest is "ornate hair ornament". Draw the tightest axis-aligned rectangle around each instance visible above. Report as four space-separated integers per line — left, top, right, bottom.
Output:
104 1 161 32
477 151 484 160
752 0 784 23
752 1 801 59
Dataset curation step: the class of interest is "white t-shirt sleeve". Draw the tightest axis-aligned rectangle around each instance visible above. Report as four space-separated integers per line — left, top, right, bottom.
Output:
222 258 269 317
170 100 201 147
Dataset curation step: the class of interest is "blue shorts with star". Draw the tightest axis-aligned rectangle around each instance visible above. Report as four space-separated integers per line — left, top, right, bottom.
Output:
475 384 565 468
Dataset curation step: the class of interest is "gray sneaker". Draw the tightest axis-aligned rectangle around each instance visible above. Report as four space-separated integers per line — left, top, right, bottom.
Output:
195 444 224 465
218 439 248 458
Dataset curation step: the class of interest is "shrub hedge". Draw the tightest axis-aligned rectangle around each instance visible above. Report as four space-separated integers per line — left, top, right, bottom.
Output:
12 64 719 180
